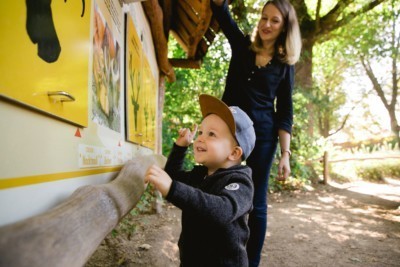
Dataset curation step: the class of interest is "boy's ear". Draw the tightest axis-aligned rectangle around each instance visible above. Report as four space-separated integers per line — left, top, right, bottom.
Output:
229 146 243 161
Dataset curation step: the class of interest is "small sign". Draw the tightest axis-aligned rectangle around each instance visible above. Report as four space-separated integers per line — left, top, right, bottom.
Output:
101 148 114 166
79 145 100 168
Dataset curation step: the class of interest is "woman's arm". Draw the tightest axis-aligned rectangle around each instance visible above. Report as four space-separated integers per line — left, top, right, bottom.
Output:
276 65 295 180
210 0 248 51
276 65 294 134
277 129 291 180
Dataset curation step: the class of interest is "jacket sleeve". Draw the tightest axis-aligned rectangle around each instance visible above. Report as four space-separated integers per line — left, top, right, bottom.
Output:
275 64 294 134
210 0 248 52
166 174 253 226
164 143 192 183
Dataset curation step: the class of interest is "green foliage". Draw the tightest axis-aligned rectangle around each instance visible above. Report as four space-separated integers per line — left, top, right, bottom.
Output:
111 216 137 238
332 0 400 139
337 1 399 59
268 88 326 192
163 35 230 166
356 160 400 182
130 184 156 216
312 41 348 137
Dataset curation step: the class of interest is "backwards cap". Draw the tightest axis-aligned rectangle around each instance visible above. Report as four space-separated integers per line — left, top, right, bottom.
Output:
199 94 256 160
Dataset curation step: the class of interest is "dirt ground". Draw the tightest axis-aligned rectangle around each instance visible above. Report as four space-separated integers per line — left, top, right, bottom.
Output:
86 179 400 267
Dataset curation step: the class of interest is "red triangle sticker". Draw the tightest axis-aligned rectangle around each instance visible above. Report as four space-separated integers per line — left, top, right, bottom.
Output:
75 128 82 138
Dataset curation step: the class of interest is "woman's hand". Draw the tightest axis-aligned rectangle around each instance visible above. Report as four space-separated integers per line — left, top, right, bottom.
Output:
277 154 291 181
145 165 172 197
212 0 225 6
175 124 198 147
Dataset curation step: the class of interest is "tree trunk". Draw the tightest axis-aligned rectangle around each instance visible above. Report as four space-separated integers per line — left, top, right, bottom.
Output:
388 108 400 149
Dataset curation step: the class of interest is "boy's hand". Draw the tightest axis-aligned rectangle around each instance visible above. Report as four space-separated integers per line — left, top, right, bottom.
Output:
145 165 173 197
175 124 198 147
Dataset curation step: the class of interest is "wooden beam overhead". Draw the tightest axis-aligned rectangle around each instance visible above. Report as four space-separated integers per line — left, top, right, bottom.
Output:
169 58 202 69
124 0 225 76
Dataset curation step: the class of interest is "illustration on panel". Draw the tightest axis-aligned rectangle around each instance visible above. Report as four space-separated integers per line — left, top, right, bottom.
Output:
0 0 92 126
142 58 157 150
125 14 157 150
91 2 121 132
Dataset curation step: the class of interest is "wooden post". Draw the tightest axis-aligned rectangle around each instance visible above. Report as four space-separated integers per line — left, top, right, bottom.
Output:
323 151 329 184
0 154 166 267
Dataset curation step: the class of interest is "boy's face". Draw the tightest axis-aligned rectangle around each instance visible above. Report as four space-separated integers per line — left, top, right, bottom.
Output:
193 114 238 173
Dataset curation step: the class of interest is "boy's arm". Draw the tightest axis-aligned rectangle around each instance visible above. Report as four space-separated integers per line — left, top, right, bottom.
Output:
164 143 190 180
164 125 198 181
166 174 253 225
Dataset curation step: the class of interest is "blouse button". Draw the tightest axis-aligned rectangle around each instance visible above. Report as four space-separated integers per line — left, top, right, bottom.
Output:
248 78 251 81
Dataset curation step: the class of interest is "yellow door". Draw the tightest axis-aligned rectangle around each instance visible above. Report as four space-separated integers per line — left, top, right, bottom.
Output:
0 0 92 127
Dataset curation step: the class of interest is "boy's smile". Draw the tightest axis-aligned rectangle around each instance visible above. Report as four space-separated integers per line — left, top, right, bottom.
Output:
194 114 239 174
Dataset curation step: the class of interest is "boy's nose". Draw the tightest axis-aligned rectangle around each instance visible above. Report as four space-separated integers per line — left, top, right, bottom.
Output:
195 136 204 142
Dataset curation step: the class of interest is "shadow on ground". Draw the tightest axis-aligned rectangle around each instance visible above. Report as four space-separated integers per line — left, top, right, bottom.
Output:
86 180 400 267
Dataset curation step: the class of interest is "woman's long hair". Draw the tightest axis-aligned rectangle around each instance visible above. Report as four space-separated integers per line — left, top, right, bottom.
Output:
250 0 302 65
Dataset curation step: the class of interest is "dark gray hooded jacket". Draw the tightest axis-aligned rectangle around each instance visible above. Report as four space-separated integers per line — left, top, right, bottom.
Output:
165 144 254 267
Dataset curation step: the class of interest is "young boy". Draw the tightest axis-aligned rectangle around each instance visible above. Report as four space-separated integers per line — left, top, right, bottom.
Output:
145 94 256 266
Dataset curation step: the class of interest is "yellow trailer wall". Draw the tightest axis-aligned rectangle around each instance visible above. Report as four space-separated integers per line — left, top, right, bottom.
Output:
0 1 160 227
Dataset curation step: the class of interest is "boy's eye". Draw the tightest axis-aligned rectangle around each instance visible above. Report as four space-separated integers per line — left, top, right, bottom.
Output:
198 130 203 135
208 131 216 137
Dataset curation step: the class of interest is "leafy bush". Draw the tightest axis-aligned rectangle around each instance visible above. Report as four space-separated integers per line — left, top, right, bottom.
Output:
356 160 400 182
267 88 324 192
130 184 157 216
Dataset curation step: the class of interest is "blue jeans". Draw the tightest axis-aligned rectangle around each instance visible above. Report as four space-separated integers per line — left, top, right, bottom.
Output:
246 139 277 267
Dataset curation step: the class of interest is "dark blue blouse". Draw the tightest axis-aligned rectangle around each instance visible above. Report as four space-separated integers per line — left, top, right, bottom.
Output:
211 1 294 141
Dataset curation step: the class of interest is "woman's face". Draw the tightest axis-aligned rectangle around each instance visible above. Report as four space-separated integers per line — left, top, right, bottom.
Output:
257 3 285 44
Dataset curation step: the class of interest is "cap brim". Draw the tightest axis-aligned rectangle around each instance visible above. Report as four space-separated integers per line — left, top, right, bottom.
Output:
199 94 236 136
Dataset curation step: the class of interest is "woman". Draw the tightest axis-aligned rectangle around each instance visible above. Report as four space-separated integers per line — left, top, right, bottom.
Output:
210 0 302 266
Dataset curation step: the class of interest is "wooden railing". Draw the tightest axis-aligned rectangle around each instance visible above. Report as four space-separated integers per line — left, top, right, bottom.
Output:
0 154 166 267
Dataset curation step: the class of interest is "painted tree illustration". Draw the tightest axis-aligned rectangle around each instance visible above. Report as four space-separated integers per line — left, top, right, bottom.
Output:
129 52 140 131
151 105 155 137
144 97 149 139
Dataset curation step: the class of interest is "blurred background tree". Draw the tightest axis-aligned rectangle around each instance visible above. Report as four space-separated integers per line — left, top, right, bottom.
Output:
337 0 399 145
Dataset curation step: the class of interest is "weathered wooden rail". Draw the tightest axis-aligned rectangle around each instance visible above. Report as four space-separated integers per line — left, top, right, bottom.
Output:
0 154 166 267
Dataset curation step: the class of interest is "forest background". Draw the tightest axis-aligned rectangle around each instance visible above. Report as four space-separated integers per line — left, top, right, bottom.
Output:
156 0 400 193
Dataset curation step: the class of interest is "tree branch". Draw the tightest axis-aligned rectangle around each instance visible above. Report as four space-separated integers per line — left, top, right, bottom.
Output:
316 0 386 42
360 55 390 110
328 104 356 137
291 0 312 25
315 0 322 32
